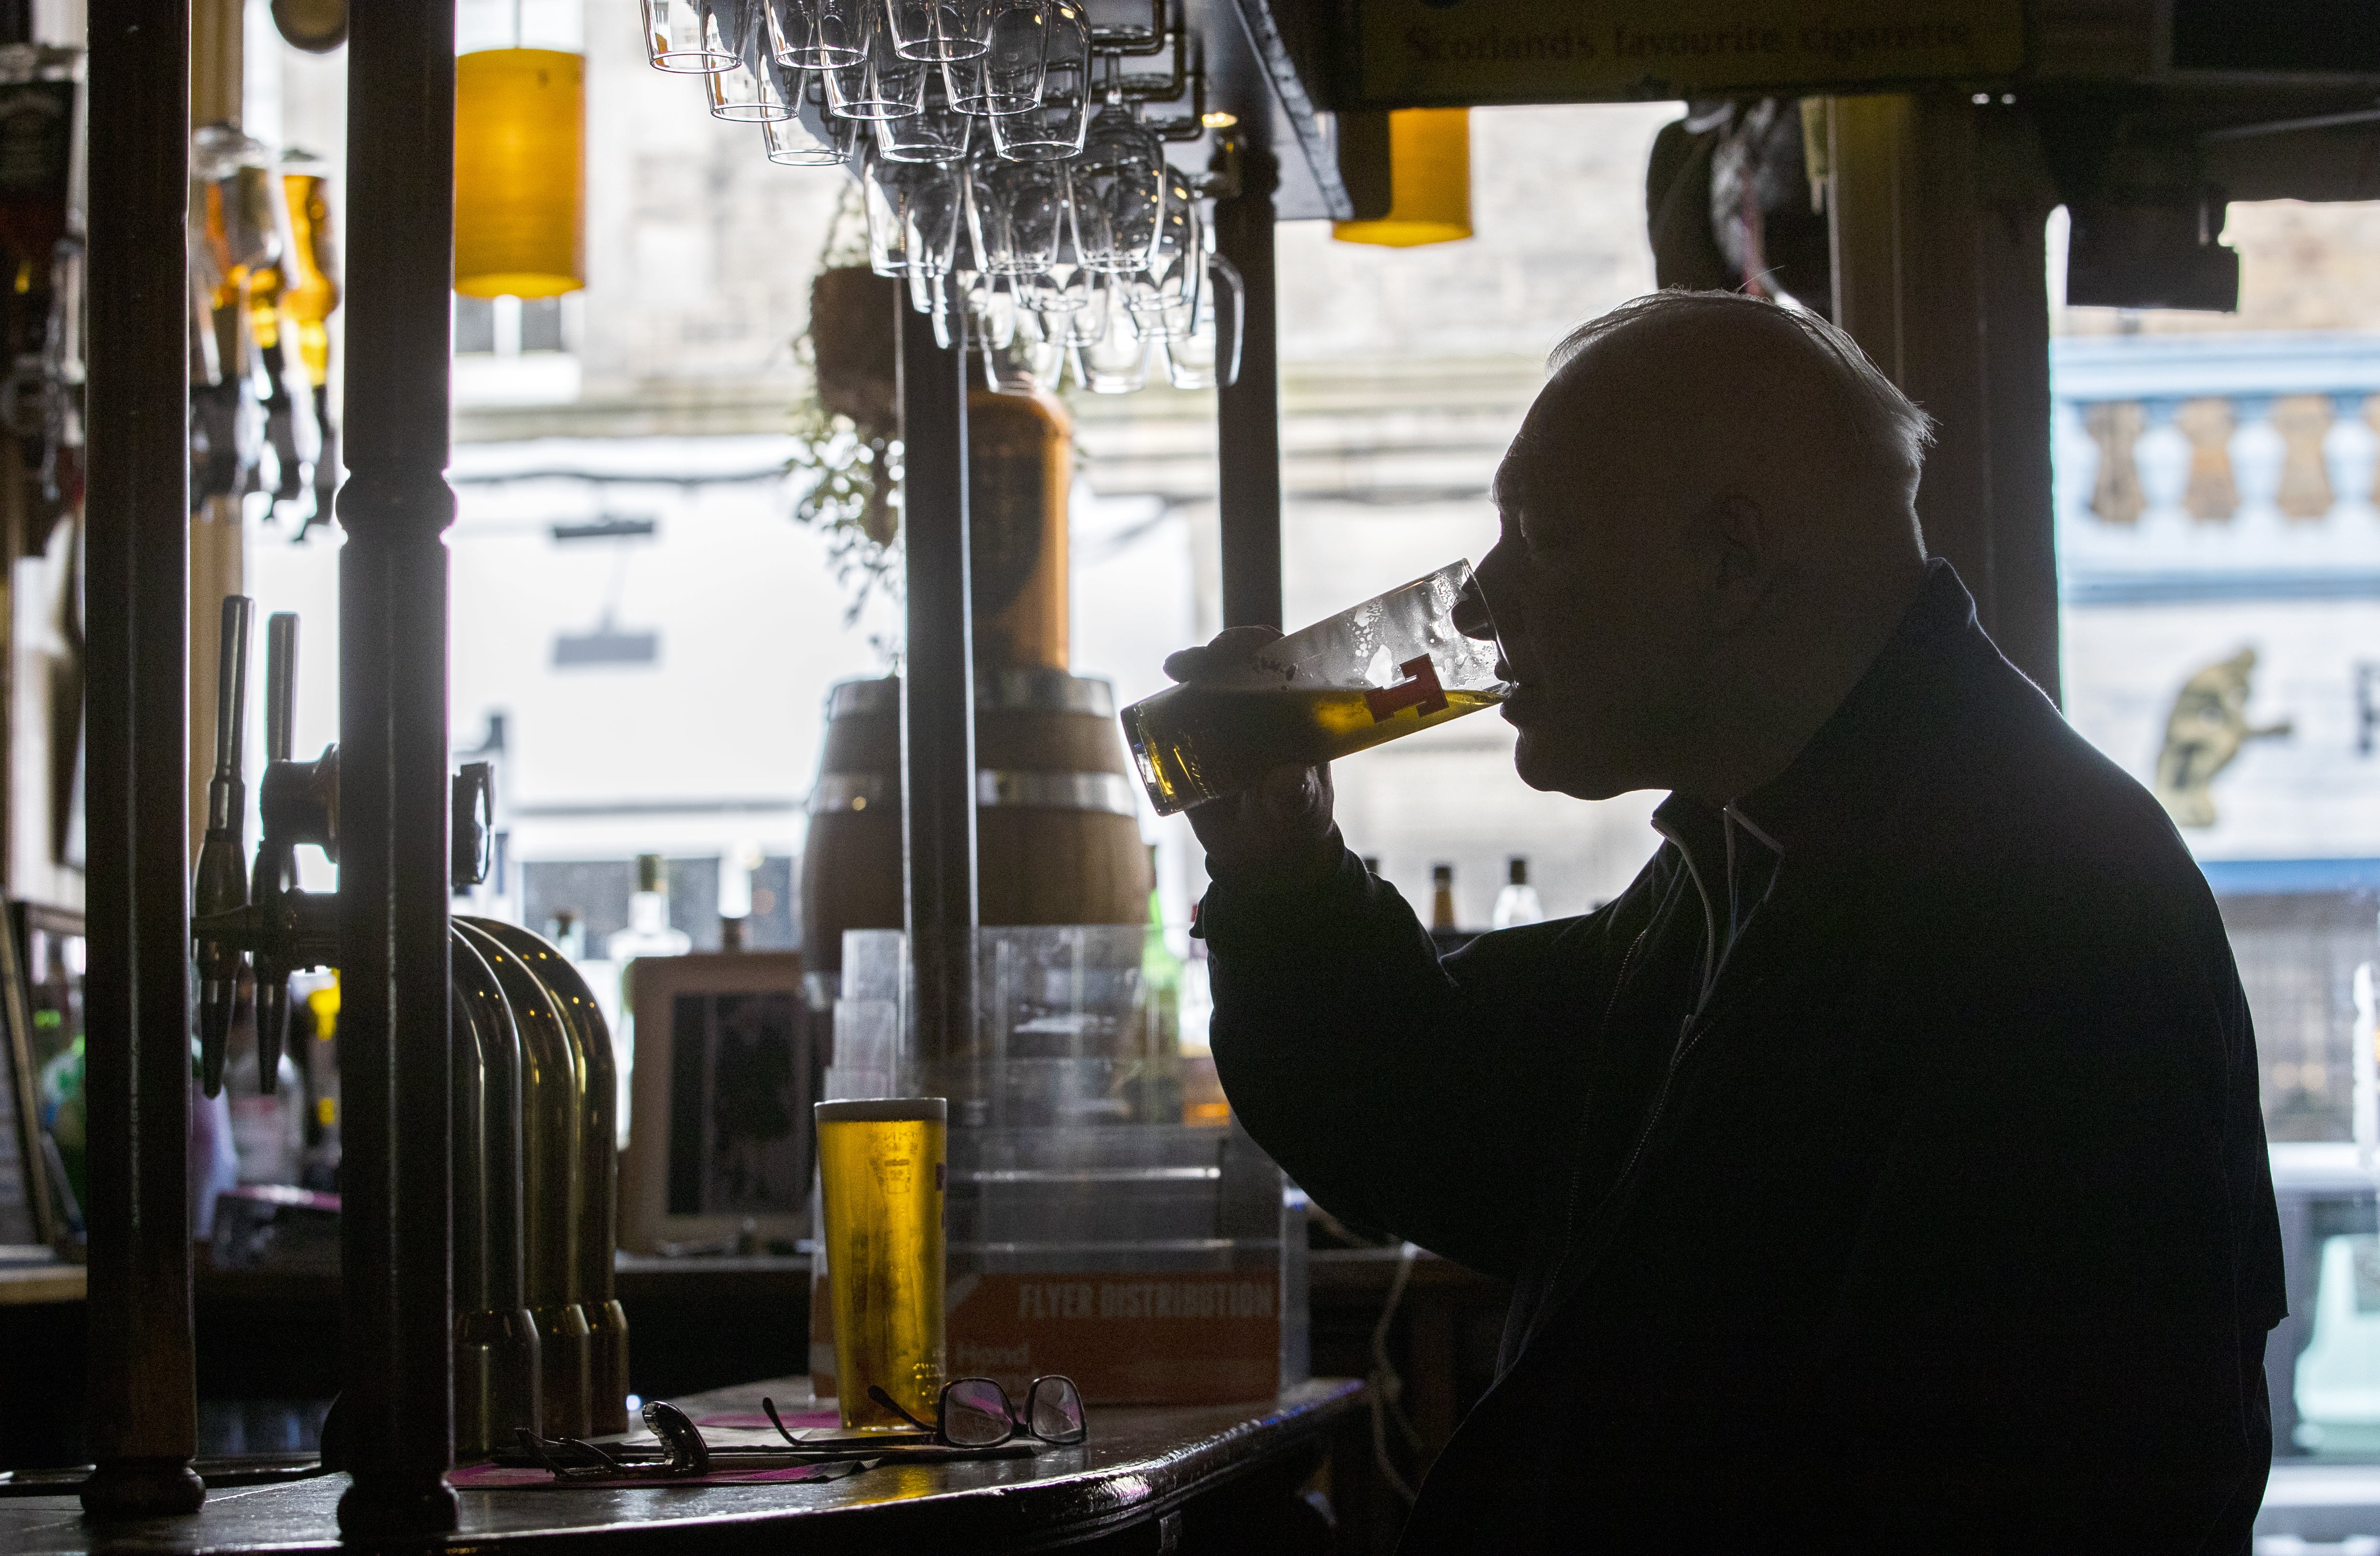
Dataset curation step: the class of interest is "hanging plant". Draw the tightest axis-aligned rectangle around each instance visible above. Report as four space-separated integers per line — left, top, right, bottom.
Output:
788 185 903 624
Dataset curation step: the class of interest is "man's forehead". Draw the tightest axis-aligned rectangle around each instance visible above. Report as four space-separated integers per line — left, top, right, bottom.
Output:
1496 375 1636 515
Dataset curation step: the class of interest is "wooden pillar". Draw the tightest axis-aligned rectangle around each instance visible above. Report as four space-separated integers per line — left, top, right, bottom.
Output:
898 299 978 1072
80 0 204 1518
1827 93 2061 701
1213 145 1283 632
336 0 459 1537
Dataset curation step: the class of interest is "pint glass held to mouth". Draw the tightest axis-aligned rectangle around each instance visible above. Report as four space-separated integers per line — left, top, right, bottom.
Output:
1121 560 1509 816
816 1097 949 1431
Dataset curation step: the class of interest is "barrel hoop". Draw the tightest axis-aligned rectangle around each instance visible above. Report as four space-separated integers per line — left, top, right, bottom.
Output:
977 671 1115 717
811 769 1139 818
976 769 1138 816
824 673 1117 720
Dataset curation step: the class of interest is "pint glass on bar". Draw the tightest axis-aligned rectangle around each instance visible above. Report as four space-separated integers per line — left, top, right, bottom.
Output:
1120 560 1510 816
815 1097 949 1430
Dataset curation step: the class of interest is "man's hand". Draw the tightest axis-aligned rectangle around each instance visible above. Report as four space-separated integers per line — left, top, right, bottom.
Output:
1163 626 1338 884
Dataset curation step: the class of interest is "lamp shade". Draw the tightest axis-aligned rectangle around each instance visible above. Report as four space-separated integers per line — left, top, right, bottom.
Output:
455 48 585 299
1332 108 1472 249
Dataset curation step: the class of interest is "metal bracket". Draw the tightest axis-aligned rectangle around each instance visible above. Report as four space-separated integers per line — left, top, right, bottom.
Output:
1088 0 1170 57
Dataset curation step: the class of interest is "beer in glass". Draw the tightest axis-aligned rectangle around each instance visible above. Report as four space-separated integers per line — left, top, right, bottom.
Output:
815 1097 948 1430
1121 560 1509 815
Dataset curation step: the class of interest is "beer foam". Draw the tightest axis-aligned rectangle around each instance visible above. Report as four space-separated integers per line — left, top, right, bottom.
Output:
814 1097 949 1123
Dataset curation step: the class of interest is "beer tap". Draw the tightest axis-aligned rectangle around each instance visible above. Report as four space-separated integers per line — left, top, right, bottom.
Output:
249 611 311 1091
194 596 254 1097
193 600 339 1096
193 597 493 1095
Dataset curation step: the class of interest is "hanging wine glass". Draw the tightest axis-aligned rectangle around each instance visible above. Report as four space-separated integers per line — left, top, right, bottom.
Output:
643 0 741 71
883 0 992 64
985 1 1089 161
1123 164 1200 336
824 2 929 118
1081 282 1148 393
865 147 965 281
876 77 972 162
765 0 865 68
967 152 1072 276
947 0 1047 116
1162 253 1240 389
1070 101 1167 274
765 98 862 164
1005 299 1067 389
709 17 802 120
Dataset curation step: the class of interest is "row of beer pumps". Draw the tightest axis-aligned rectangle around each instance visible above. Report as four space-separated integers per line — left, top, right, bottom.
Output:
189 596 629 1456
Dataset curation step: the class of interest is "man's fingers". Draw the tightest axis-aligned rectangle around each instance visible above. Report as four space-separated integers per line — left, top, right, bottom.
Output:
1207 625 1284 657
1162 625 1284 685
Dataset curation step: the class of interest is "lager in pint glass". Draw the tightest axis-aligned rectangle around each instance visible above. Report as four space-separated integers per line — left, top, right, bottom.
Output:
1121 560 1509 816
815 1097 948 1430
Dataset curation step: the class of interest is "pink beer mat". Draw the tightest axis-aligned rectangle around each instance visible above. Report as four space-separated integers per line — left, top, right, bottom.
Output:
449 1459 869 1491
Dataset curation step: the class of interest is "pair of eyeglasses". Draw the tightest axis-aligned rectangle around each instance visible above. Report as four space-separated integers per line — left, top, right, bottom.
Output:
854 1375 1087 1448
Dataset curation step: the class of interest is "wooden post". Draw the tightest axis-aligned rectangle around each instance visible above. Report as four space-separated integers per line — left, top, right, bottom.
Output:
78 0 203 1519
336 0 459 1537
1826 93 2062 701
898 298 979 1074
1213 145 1283 633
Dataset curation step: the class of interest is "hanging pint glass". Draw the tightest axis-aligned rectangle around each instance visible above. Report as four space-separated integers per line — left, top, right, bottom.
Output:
1121 560 1509 816
815 1097 948 1431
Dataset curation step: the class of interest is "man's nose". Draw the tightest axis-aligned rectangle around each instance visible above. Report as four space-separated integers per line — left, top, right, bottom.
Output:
1453 574 1498 642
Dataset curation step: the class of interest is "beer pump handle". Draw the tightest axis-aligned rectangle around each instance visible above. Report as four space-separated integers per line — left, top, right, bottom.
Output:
252 613 302 1092
194 595 255 1098
265 612 297 764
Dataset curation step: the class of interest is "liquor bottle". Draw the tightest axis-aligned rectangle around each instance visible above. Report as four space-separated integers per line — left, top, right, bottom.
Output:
226 1042 304 1187
1492 856 1545 930
606 853 692 964
1431 864 1457 933
280 155 341 528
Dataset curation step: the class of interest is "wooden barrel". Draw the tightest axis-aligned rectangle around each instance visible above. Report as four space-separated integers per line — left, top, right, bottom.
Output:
800 671 1150 980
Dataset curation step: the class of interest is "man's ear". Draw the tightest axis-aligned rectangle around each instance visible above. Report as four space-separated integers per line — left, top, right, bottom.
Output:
1694 494 1771 630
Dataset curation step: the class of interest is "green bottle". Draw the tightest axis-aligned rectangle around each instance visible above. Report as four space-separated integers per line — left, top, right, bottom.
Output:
1138 846 1186 1123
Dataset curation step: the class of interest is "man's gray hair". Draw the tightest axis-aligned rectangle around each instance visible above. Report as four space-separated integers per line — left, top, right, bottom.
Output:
1548 290 1936 491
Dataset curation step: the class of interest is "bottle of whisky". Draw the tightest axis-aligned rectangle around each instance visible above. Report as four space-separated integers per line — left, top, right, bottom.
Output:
1431 864 1457 933
1492 856 1545 929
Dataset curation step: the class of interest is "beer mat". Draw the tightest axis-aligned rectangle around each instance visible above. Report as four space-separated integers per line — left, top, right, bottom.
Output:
456 1442 1042 1490
450 1460 875 1492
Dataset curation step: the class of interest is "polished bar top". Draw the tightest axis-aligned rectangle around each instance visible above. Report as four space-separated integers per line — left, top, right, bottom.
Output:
2 1376 1362 1554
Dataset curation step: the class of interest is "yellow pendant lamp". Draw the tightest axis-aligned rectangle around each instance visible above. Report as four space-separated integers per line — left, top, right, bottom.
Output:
455 48 586 299
1333 108 1473 248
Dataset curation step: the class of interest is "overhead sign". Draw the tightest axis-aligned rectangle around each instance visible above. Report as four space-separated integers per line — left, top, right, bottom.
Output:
1346 0 2024 108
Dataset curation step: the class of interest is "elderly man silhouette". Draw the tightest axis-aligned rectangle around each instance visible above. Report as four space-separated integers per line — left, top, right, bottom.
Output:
1171 292 2281 1553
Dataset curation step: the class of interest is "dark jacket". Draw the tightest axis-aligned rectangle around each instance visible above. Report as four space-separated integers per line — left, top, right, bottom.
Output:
1200 563 2285 1552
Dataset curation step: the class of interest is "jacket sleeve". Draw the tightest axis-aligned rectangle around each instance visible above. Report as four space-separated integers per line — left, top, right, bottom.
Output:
1198 834 1623 1280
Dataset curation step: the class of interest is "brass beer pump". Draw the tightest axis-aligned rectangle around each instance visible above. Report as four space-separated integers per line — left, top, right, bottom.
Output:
189 596 630 1456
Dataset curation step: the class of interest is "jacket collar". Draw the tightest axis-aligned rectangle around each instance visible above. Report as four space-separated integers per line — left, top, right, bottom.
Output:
1708 559 1995 867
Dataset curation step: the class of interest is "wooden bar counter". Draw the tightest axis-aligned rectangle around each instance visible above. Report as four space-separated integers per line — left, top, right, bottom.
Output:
0 1377 1363 1555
